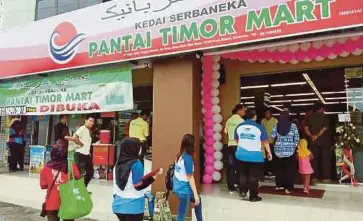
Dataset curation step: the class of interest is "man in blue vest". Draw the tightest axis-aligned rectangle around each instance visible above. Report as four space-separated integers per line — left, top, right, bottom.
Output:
234 109 272 202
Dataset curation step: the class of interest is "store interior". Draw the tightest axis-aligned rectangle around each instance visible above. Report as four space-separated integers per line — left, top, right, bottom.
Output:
239 66 363 182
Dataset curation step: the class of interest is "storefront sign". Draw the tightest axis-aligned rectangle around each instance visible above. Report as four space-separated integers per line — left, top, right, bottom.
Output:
0 68 133 115
0 0 362 78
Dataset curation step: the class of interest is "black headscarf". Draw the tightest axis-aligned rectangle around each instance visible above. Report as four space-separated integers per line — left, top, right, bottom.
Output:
115 138 142 191
47 140 68 173
277 111 292 136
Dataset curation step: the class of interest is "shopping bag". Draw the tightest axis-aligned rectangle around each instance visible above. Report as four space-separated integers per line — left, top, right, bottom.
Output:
153 192 172 221
58 163 93 220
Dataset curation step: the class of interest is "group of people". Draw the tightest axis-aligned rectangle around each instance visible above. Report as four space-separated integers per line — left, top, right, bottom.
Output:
38 111 202 221
224 102 332 201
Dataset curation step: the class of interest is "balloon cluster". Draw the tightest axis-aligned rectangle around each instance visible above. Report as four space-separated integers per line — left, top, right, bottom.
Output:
222 37 363 64
201 55 223 184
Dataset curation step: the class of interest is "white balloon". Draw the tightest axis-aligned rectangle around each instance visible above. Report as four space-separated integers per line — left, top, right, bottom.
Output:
201 90 204 96
211 97 219 105
315 56 325 61
279 60 287 64
303 57 312 63
211 80 220 88
290 59 299 64
350 36 360 41
201 99 204 105
214 151 223 161
340 51 350 57
352 49 363 56
288 44 299 52
267 46 277 52
328 53 338 60
214 160 223 170
212 105 221 114
312 40 323 49
277 45 287 52
300 42 311 51
258 59 266 63
213 133 222 142
212 55 221 62
213 123 223 133
324 39 336 47
213 114 223 123
248 59 257 63
211 89 219 97
202 108 206 114
268 59 275 63
212 63 220 71
337 37 348 44
213 142 223 151
212 171 222 181
203 144 207 150
212 71 220 80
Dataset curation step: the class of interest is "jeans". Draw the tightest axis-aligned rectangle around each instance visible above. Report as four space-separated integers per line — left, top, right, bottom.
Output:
225 146 237 191
176 193 203 221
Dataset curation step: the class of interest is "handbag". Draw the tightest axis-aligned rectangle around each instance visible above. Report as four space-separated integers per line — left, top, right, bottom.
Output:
58 163 93 220
40 171 60 217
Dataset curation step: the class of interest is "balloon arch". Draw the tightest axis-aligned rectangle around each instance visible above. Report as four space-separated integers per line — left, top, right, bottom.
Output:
201 35 363 184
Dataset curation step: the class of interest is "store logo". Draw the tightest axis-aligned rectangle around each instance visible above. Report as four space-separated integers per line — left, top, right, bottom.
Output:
49 22 86 64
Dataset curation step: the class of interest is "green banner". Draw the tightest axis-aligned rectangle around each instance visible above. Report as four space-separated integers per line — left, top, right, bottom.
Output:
0 67 133 115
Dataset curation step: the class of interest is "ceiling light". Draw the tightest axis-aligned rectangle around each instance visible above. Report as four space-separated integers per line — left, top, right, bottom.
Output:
270 105 283 111
271 82 306 87
241 85 269 89
325 111 347 115
326 96 363 100
322 91 346 95
325 102 340 104
270 95 284 98
293 98 319 102
247 105 255 108
270 100 292 103
240 96 254 99
302 73 326 104
244 102 254 105
286 93 314 97
291 103 314 106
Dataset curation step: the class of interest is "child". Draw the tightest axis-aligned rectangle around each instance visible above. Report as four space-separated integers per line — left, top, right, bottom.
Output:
297 139 314 194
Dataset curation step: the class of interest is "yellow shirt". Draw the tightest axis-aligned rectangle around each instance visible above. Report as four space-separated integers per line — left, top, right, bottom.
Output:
261 117 278 143
129 117 149 142
224 114 244 146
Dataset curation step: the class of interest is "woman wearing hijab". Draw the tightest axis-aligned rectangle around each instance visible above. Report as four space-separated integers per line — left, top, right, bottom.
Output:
112 138 160 221
271 111 300 194
8 119 26 172
40 141 81 221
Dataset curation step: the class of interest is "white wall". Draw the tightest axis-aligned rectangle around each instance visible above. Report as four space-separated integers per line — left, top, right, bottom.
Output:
1 0 36 30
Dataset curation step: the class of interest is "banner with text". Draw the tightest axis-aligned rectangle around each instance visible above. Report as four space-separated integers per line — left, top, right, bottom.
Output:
0 68 133 115
0 0 362 78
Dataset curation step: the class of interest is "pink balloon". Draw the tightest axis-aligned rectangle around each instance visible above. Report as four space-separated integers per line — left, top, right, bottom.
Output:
205 129 213 136
203 174 213 184
203 102 212 109
345 40 357 53
205 137 214 146
332 44 343 55
205 165 214 175
248 51 258 62
318 46 330 58
206 156 214 165
205 147 214 156
280 51 293 62
270 51 280 62
306 48 318 60
295 50 306 61
259 50 269 61
205 120 214 128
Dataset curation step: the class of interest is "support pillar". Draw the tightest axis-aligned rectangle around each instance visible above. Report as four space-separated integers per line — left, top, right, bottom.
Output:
152 58 202 214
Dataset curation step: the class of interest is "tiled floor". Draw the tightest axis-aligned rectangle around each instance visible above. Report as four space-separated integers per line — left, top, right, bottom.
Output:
199 183 363 221
1 167 363 221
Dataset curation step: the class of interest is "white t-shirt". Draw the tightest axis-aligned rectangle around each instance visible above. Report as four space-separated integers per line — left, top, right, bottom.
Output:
75 125 92 155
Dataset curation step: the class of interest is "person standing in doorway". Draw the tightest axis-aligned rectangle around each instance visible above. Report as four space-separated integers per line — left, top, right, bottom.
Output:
8 119 26 172
271 111 299 194
125 113 139 138
261 109 278 178
65 115 95 187
54 115 69 143
223 104 246 193
235 110 272 202
129 110 150 165
304 102 332 183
